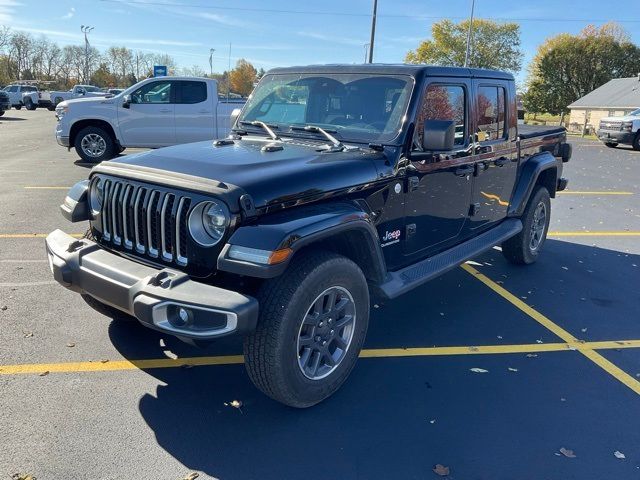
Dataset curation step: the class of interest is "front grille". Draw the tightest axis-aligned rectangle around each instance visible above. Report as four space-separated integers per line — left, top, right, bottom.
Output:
600 121 622 131
99 178 191 266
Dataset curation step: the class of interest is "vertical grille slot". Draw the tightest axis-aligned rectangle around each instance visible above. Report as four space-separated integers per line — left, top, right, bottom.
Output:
97 177 191 267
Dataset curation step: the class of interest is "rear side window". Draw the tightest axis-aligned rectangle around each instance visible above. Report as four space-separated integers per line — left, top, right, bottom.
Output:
23 86 37 92
177 81 207 104
8 86 18 92
415 84 467 149
476 86 506 141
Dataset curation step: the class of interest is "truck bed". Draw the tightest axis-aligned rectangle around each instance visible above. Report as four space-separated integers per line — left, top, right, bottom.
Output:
518 124 565 140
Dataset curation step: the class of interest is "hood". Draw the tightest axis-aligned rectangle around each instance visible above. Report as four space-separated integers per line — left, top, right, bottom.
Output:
65 96 114 106
108 138 384 209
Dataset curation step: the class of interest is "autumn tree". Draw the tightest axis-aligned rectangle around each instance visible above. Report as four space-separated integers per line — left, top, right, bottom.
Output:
523 23 640 117
406 19 523 74
229 59 257 96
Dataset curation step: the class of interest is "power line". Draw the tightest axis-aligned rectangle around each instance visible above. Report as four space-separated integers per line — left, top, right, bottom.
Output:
97 0 640 23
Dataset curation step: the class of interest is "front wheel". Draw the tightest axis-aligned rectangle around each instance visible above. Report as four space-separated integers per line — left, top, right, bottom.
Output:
74 126 116 163
244 251 370 408
633 133 640 151
14 104 22 110
502 186 551 265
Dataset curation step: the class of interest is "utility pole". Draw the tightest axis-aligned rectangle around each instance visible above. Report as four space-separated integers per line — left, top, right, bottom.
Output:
464 0 476 67
209 48 215 77
227 43 231 101
80 25 94 83
367 0 377 63
363 43 370 63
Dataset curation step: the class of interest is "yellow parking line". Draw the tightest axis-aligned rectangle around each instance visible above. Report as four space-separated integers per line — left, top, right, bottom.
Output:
462 264 640 395
3 340 640 376
557 191 633 195
0 234 83 239
548 231 640 237
23 186 70 190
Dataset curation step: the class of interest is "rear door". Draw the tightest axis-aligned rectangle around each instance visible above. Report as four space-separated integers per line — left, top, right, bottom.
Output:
466 80 518 231
402 79 474 258
174 80 215 143
117 79 175 147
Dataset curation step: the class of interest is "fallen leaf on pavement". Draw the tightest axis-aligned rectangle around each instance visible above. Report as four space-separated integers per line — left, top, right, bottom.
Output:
433 464 450 476
614 451 626 459
536 339 543 344
66 342 75 348
23 332 33 338
559 447 576 458
100 359 109 363
39 371 49 377
1 305 7 311
12 474 36 480
225 400 244 413
429 419 436 424
469 346 479 352
508 367 518 372
470 368 488 373
181 473 199 480
526 354 538 358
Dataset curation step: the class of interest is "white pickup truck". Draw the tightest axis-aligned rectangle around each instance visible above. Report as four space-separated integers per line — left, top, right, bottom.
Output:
51 85 108 107
55 76 245 162
2 84 38 109
597 109 640 150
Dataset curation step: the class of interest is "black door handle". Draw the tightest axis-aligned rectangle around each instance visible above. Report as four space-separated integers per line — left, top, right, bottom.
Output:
495 157 508 167
455 165 474 177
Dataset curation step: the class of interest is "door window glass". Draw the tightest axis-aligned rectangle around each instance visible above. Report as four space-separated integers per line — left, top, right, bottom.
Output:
414 84 466 150
476 86 506 141
177 81 207 104
131 81 172 104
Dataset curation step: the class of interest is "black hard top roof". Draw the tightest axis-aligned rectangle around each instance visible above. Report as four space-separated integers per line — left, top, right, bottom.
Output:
267 64 514 81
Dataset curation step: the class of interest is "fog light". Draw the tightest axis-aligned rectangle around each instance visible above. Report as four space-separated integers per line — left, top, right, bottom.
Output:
168 305 193 328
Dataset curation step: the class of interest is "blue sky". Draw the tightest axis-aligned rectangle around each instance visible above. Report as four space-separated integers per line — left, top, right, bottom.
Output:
1 0 638 84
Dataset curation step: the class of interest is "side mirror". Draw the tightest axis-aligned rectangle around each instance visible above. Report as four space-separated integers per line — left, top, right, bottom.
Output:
230 108 242 128
122 94 131 109
422 120 456 151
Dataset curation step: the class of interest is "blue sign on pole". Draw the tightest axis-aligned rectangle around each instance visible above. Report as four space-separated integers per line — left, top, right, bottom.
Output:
153 65 167 77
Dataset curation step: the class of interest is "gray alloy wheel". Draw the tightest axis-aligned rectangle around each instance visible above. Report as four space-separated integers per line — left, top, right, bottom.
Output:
80 133 107 158
528 201 547 252
296 286 356 380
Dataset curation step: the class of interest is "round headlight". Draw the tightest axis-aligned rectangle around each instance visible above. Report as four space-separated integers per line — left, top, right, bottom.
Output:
89 177 104 215
188 200 230 247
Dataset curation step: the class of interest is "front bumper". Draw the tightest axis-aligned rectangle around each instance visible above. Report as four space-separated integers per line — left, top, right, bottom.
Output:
597 130 635 144
56 127 70 147
45 229 259 341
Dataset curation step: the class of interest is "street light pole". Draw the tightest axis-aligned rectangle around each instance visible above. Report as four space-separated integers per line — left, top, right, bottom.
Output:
209 48 215 77
80 25 94 82
367 0 377 63
464 0 476 67
363 43 370 63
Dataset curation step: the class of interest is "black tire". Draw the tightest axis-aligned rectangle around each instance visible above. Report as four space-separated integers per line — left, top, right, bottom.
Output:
14 104 21 110
604 142 618 148
633 134 640 151
74 126 116 163
80 293 136 322
54 97 63 107
47 105 55 111
0 110 4 116
24 98 35 110
502 186 551 265
244 251 370 408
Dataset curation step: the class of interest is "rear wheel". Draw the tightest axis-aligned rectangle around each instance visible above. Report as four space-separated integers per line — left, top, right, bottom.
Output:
244 251 370 408
0 110 4 117
502 186 551 265
14 104 21 110
633 133 640 151
24 98 36 110
604 142 618 148
47 105 55 111
74 126 116 163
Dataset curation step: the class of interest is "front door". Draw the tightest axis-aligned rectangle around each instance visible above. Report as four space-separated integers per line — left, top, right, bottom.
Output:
403 80 474 257
466 81 519 231
117 80 175 147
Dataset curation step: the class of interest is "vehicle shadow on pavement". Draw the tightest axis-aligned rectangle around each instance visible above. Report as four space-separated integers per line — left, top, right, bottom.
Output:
0 116 27 121
106 239 640 480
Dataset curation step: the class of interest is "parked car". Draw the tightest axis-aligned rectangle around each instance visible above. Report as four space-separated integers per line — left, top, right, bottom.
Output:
0 90 10 116
51 85 107 106
597 109 640 150
2 84 38 109
55 76 244 162
22 88 55 111
106 88 124 96
46 64 571 407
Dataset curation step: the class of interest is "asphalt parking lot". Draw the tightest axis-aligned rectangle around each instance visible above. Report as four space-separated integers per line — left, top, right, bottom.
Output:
1 109 639 480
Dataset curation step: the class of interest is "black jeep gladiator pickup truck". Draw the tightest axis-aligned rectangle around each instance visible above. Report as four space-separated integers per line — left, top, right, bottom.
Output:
46 64 571 407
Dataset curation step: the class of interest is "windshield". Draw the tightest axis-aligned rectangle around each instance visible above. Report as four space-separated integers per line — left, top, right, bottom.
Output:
83 86 101 93
238 73 413 144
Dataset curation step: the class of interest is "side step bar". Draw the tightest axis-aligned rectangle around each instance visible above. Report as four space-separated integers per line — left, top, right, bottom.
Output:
375 218 523 300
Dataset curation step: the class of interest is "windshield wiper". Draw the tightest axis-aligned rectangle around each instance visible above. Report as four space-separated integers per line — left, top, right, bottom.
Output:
238 120 280 141
290 125 345 152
